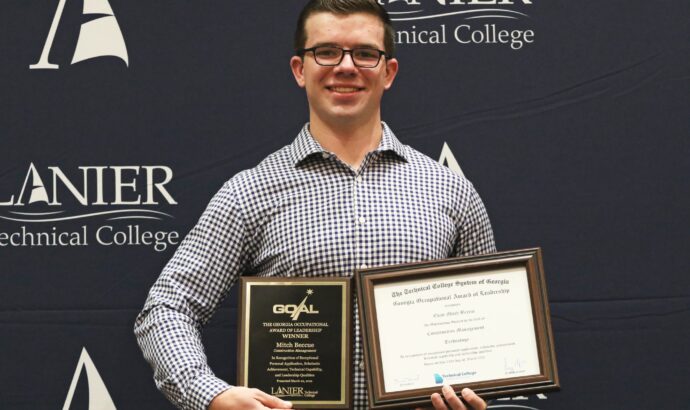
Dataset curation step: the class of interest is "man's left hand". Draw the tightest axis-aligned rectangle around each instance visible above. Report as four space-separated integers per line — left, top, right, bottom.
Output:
415 385 487 410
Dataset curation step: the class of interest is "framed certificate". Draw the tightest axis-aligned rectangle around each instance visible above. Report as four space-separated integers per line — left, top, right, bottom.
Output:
237 277 352 409
356 248 559 409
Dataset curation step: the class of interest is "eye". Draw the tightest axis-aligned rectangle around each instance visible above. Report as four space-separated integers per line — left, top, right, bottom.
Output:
314 47 340 58
354 49 379 60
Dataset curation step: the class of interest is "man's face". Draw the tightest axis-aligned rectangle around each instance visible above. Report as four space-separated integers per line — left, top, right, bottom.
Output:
290 12 398 128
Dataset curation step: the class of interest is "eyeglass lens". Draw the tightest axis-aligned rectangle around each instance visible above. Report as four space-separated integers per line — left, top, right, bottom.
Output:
313 47 382 67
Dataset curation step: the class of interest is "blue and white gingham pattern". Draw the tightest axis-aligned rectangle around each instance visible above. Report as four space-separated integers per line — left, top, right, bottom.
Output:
134 123 496 410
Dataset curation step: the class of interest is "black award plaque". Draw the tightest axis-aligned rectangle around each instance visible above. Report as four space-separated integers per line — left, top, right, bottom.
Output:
237 277 352 409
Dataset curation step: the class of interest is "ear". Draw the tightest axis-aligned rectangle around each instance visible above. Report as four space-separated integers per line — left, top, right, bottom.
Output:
383 58 399 91
290 56 306 88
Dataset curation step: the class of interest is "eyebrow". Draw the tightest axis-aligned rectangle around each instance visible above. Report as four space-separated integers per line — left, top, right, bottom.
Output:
308 42 383 49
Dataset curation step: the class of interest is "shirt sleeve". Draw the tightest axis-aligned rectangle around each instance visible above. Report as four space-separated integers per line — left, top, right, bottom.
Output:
134 182 250 410
452 180 497 256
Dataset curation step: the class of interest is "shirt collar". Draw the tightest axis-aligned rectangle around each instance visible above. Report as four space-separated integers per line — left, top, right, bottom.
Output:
289 122 408 166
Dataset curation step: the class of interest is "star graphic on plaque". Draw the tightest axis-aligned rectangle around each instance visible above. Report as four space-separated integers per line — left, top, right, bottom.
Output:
306 289 314 295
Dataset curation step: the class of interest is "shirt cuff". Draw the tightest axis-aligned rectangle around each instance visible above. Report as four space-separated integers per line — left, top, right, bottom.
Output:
185 373 231 410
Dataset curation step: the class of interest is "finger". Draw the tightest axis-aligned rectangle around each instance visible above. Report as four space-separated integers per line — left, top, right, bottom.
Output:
442 384 466 410
461 388 486 410
251 388 293 409
430 392 448 409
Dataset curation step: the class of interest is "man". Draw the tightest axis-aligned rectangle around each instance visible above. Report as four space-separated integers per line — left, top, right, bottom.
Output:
134 1 495 409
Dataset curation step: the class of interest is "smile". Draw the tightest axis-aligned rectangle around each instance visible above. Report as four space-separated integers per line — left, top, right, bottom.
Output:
327 86 364 93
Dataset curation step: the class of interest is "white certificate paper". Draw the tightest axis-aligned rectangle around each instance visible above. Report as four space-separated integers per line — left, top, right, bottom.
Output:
373 266 540 393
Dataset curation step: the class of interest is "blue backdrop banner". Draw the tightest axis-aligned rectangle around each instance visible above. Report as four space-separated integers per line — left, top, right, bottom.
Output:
1 1 689 409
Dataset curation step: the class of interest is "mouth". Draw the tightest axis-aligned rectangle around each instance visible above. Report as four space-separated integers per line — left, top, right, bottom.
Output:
327 86 365 94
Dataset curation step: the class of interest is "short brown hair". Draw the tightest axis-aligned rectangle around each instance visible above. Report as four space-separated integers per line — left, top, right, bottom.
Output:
294 0 396 57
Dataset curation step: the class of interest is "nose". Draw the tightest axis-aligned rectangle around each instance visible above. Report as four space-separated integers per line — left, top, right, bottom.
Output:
334 51 357 72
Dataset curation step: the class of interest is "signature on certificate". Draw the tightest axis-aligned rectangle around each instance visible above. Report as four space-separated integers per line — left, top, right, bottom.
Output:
503 357 527 375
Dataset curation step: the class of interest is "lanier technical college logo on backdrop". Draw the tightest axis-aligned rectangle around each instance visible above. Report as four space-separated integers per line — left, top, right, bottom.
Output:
30 0 128 69
382 0 536 50
62 347 117 410
0 163 179 252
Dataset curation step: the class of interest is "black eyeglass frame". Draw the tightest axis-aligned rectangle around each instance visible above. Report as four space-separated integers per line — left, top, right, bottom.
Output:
296 46 390 68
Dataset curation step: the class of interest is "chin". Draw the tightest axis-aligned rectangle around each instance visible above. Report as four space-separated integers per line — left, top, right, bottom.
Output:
331 112 369 124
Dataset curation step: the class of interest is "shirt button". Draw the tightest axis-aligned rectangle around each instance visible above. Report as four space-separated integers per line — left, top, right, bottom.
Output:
359 361 365 370
355 176 363 183
322 152 330 159
358 216 366 224
360 264 368 270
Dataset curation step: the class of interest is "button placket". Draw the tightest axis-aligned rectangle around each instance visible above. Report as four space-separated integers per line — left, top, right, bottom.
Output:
353 168 369 273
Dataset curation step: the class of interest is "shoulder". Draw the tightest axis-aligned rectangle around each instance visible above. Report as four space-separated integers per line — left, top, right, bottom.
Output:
401 144 475 194
217 144 298 215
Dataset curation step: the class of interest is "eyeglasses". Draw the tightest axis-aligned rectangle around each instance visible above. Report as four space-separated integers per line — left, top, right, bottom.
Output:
297 46 388 68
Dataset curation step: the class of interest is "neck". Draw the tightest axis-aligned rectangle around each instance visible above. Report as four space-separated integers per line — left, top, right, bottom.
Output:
309 115 383 170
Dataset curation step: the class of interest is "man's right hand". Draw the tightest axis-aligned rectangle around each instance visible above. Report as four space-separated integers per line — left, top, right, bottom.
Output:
208 387 293 410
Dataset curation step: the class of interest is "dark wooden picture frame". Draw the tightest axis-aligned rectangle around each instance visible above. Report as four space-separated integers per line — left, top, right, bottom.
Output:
356 248 559 409
237 277 352 409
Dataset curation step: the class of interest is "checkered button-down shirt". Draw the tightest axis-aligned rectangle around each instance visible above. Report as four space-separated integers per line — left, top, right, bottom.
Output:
134 123 496 410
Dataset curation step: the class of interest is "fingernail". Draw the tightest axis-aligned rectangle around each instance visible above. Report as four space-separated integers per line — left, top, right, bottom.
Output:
442 384 452 393
461 388 470 396
285 401 292 407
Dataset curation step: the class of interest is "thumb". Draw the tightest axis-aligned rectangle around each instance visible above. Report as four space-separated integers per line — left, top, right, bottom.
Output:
253 389 293 409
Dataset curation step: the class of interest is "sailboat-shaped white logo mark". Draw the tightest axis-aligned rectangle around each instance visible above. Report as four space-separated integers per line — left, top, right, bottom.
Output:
30 0 129 69
439 142 465 177
62 347 117 410
18 162 50 205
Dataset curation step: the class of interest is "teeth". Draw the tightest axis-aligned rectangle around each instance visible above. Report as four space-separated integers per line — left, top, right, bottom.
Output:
331 87 359 93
